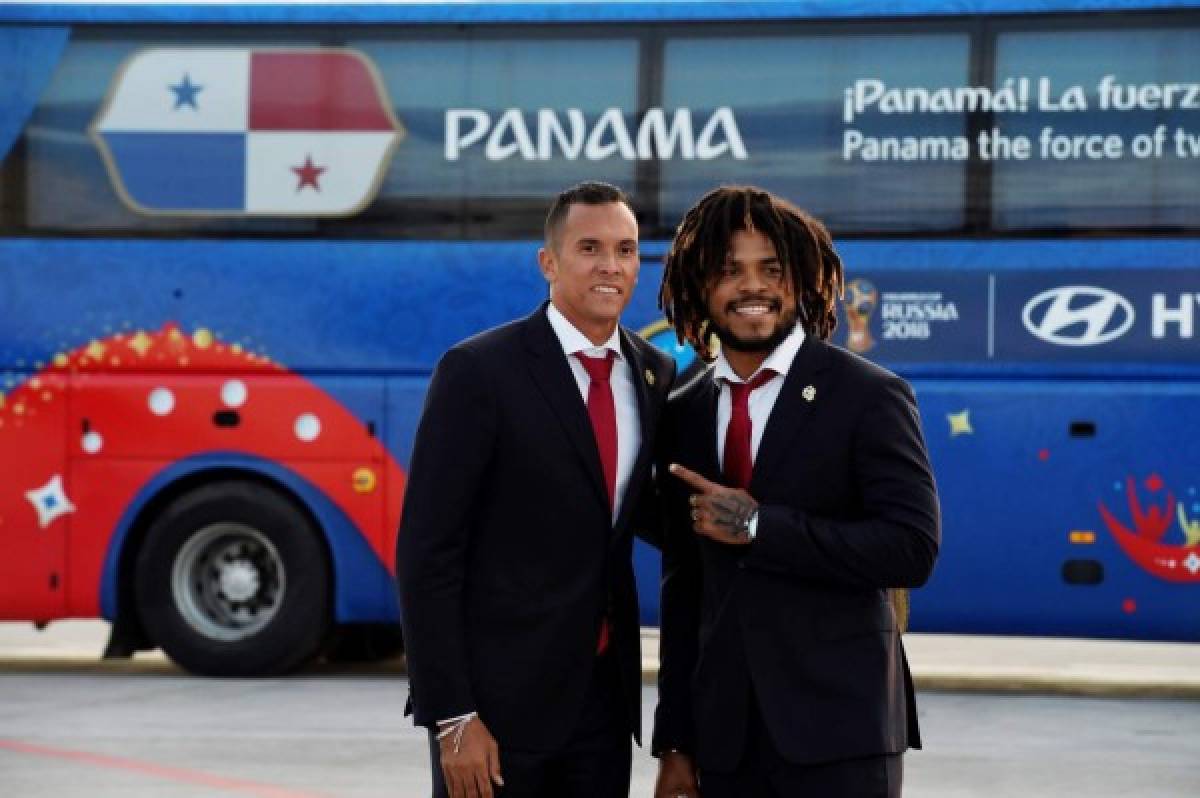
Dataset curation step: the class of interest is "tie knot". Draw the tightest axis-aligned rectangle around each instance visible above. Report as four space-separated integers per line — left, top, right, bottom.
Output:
576 350 616 383
726 368 777 403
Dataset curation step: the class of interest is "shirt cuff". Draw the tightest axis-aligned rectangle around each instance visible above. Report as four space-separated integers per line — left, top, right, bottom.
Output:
746 511 759 541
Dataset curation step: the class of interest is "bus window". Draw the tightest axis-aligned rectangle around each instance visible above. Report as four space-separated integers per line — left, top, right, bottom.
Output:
347 34 640 238
660 30 971 234
992 26 1200 231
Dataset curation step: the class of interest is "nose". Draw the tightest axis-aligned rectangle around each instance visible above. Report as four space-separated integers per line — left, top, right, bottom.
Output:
740 265 768 293
596 249 619 274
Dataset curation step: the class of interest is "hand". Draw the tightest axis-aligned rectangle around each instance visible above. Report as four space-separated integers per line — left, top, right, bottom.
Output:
654 750 700 798
670 464 758 546
439 716 503 798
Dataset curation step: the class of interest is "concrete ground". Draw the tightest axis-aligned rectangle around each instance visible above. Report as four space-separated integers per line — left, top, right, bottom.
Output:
2 622 1198 797
1 670 1197 797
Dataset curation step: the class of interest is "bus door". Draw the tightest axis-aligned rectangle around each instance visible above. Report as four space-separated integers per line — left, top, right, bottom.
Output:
0 370 69 620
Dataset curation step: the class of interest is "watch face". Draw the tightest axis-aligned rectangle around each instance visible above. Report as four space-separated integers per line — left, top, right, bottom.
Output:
743 509 759 538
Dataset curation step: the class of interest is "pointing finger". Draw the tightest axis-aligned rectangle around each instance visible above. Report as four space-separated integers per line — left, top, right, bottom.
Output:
669 463 720 494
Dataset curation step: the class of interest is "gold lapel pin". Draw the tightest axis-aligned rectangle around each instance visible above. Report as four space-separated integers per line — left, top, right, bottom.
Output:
645 368 656 386
802 385 816 402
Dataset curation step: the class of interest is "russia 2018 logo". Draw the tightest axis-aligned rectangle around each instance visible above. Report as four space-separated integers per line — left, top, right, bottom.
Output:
90 48 403 216
1098 474 1200 582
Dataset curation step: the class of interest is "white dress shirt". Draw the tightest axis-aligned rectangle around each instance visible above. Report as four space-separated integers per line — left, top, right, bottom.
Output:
713 323 807 473
546 303 641 522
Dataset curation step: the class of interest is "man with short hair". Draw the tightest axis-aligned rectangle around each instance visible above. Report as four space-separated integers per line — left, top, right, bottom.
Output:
652 185 940 797
398 181 675 798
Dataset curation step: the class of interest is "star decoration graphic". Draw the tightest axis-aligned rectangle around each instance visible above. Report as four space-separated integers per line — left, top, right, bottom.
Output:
25 474 76 529
169 73 203 110
292 155 327 192
85 340 107 360
947 409 973 436
127 331 153 357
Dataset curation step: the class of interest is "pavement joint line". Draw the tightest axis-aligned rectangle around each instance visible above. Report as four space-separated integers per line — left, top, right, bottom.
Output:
0 738 332 798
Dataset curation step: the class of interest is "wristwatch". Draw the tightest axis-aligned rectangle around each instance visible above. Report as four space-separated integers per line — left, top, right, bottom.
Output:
744 508 759 541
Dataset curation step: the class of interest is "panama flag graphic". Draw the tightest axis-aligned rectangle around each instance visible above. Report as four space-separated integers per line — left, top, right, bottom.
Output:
91 49 402 215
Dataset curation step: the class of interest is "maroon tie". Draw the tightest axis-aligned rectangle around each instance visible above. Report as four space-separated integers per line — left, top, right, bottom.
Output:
576 351 618 655
723 369 778 490
577 351 618 511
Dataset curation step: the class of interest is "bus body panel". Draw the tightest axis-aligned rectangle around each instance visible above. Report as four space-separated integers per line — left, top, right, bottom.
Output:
1 2 1198 666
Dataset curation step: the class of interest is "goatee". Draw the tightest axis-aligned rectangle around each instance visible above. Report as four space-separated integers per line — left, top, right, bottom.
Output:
709 316 798 355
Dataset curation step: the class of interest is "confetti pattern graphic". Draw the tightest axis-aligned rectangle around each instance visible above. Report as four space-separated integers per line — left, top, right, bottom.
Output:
0 322 406 618
1098 474 1200 583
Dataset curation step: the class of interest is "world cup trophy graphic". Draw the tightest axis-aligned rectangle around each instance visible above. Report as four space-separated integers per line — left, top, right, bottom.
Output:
844 278 879 353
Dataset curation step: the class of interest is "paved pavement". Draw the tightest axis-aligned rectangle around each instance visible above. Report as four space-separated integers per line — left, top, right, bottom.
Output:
3 672 1199 797
2 621 1199 697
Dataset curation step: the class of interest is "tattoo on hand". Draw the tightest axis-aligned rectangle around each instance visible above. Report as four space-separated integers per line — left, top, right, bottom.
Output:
709 494 757 536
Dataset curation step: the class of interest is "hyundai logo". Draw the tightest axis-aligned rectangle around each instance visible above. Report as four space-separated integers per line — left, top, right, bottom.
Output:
1022 286 1135 347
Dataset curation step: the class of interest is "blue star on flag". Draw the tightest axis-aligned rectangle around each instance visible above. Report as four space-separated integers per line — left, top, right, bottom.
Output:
169 73 203 110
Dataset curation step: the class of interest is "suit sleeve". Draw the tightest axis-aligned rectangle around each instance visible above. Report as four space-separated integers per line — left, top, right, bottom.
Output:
742 375 940 589
651 409 701 757
396 347 496 727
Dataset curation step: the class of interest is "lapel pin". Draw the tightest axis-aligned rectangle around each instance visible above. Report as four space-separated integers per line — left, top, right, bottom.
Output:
802 385 816 402
645 368 656 386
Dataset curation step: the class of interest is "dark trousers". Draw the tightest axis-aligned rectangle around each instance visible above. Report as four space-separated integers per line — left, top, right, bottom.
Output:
429 654 631 798
699 697 903 798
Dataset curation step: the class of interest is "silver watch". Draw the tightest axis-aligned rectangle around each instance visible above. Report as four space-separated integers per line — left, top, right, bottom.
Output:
743 509 759 540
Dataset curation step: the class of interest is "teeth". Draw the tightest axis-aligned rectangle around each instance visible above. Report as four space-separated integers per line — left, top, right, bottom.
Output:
735 304 771 315
594 286 619 294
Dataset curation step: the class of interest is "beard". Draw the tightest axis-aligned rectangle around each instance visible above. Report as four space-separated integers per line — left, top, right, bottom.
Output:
709 307 799 355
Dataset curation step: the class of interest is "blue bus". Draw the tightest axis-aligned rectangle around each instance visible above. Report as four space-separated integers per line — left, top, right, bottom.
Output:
1 0 1198 675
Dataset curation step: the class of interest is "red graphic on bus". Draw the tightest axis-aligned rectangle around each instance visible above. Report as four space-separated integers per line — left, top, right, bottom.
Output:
1098 475 1200 583
0 323 404 618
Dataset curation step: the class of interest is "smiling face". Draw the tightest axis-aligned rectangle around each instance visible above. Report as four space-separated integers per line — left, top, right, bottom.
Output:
538 201 639 345
705 228 798 360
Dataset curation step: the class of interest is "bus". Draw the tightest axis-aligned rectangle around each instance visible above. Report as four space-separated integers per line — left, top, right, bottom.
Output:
1 0 1198 676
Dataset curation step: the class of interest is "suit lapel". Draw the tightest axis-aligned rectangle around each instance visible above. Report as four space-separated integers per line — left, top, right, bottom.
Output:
611 329 657 536
521 305 610 512
688 366 722 483
749 335 831 495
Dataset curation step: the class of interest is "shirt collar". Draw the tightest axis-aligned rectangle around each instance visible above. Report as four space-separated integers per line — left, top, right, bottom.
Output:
546 302 624 360
712 323 806 385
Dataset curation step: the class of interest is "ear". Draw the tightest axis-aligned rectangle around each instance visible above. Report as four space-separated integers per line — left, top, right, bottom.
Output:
537 246 556 284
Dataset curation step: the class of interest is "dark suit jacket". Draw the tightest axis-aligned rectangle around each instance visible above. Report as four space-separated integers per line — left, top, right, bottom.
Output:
397 303 674 752
653 335 940 771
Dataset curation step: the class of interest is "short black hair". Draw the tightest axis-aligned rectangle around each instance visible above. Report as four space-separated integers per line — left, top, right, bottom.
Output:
659 185 844 357
544 181 634 248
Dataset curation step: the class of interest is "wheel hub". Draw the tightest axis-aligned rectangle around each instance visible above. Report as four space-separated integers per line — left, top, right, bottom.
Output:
218 560 260 603
171 522 286 642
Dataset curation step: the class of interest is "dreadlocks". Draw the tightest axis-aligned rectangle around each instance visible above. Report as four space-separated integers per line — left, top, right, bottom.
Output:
659 185 844 360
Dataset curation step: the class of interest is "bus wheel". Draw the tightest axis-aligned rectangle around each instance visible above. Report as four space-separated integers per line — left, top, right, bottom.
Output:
134 481 330 677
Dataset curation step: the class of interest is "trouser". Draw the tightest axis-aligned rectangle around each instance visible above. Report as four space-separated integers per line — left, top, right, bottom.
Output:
429 653 631 798
698 696 903 798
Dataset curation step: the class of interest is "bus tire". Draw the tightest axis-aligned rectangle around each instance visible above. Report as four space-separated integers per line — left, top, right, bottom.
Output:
134 480 330 677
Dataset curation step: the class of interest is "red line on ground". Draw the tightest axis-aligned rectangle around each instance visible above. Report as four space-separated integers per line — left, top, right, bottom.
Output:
0 738 329 798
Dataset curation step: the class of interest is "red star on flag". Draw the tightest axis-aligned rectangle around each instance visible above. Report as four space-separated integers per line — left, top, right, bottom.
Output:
291 155 326 192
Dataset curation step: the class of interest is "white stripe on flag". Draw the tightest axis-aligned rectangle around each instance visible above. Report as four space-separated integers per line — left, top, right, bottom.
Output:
96 49 250 133
245 132 396 214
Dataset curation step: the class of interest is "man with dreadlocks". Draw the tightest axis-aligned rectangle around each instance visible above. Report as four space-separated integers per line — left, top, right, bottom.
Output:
650 186 940 798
